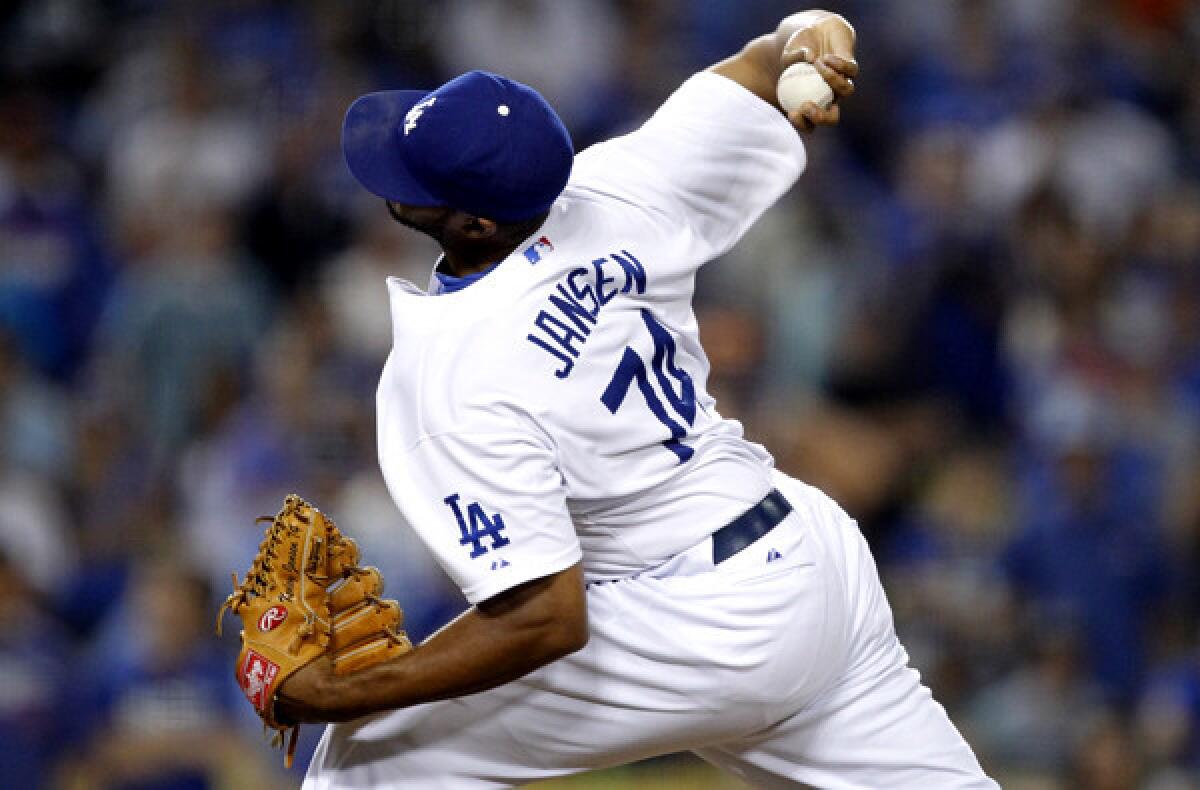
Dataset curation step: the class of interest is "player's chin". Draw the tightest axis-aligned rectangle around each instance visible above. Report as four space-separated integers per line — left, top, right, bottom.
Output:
386 201 451 239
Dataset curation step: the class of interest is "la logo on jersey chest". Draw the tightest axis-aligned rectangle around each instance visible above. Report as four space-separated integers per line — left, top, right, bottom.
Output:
526 249 648 379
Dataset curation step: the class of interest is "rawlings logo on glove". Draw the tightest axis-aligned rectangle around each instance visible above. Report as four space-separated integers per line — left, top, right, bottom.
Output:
258 606 288 632
217 494 412 767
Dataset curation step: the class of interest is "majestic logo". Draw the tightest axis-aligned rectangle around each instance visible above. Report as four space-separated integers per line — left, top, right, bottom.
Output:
523 236 555 264
404 96 437 135
238 649 280 712
258 605 288 632
444 493 511 558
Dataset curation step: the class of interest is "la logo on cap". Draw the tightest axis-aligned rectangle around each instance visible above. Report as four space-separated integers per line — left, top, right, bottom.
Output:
404 96 437 136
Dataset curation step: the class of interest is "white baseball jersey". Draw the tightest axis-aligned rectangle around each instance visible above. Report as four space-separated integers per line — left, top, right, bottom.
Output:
376 72 806 604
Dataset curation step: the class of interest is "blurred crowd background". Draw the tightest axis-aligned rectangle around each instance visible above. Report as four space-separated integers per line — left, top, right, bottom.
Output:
1 0 1199 787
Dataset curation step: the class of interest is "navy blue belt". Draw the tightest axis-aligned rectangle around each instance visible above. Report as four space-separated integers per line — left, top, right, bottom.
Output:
712 488 793 564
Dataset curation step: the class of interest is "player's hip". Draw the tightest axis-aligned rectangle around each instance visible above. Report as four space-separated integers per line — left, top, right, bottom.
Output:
581 507 853 718
630 470 857 586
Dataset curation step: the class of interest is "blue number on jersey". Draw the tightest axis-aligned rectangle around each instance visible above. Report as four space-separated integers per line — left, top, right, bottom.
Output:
600 309 697 463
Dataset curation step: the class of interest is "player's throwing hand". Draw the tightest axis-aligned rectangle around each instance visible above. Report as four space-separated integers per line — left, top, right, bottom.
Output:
709 10 857 134
781 11 858 131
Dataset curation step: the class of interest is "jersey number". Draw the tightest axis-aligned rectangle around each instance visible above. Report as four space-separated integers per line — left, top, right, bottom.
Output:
601 309 697 463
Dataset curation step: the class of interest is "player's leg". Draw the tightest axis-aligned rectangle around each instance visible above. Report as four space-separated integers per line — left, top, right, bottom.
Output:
304 501 844 789
303 634 754 790
694 473 998 789
695 650 997 789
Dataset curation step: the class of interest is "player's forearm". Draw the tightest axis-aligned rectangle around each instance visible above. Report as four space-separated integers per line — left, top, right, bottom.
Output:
307 564 588 721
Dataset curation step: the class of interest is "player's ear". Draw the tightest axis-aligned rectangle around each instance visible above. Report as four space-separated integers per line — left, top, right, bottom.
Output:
457 214 498 240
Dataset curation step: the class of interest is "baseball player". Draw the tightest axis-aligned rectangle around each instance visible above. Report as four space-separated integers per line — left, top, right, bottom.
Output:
281 9 999 788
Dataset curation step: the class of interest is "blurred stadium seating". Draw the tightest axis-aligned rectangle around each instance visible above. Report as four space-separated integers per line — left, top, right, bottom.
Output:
1 1 1198 787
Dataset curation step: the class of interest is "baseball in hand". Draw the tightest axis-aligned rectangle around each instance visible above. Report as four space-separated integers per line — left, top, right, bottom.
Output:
776 62 834 114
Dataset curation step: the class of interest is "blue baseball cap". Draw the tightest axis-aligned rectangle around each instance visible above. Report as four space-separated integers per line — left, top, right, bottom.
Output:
341 70 573 223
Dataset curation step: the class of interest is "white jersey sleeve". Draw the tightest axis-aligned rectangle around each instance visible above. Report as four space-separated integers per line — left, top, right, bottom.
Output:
377 421 581 606
570 72 806 267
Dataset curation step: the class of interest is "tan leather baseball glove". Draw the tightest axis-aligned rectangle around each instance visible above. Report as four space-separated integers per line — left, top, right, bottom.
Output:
217 494 412 766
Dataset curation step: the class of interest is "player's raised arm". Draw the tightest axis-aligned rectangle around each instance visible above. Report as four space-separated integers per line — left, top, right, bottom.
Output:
564 9 857 266
709 10 858 132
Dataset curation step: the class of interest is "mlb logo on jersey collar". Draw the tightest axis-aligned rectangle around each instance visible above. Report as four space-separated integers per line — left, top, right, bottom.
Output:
523 236 555 264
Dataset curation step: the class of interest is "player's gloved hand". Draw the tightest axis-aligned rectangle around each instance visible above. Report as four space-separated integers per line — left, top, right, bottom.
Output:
217 495 413 764
216 495 343 765
781 11 858 131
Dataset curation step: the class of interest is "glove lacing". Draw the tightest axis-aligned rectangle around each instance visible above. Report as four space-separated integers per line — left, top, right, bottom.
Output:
215 515 289 637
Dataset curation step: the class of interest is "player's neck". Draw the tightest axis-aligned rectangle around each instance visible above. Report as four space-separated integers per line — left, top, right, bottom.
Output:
439 239 522 278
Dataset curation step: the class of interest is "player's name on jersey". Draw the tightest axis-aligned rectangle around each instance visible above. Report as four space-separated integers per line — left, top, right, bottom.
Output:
526 250 647 379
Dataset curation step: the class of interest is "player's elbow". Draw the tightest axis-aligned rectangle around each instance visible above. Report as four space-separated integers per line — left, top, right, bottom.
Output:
482 563 589 661
527 585 589 661
542 568 589 657
525 592 589 661
548 611 589 658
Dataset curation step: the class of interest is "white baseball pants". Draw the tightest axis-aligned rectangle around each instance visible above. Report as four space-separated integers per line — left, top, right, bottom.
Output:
303 471 998 789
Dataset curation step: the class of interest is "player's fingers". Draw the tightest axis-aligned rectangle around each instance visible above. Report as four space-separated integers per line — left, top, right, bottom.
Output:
783 15 857 73
827 17 857 65
802 102 840 128
782 29 818 66
786 105 816 133
823 54 860 80
815 58 855 98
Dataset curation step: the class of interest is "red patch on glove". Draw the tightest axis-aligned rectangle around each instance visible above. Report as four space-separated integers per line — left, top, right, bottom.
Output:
239 649 281 712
